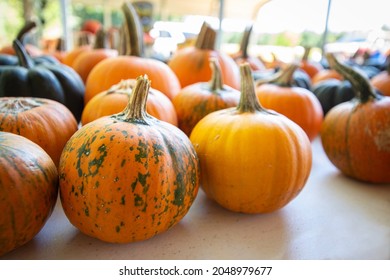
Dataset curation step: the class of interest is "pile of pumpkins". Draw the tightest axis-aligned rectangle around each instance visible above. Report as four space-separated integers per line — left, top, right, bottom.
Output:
1 1 390 257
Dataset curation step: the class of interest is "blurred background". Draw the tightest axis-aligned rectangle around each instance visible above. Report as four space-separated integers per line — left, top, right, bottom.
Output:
1 0 390 64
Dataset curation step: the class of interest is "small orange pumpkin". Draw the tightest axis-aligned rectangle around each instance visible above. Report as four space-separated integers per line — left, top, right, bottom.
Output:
255 64 324 141
190 63 312 214
0 132 58 256
168 22 240 90
0 97 78 167
81 79 178 126
299 47 323 79
321 53 390 183
172 59 240 136
84 3 181 103
59 75 199 243
72 29 118 83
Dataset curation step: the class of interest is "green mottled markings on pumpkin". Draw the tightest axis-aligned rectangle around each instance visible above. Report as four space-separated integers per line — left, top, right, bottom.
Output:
84 206 89 217
110 135 115 141
121 159 126 167
152 143 164 164
120 195 126 205
134 194 143 207
173 173 185 206
76 141 90 177
88 143 107 176
135 140 148 164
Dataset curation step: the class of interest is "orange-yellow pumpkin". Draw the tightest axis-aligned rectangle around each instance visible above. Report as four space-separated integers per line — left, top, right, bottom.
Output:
59 75 199 243
0 132 58 256
321 53 390 183
190 63 312 213
81 79 178 126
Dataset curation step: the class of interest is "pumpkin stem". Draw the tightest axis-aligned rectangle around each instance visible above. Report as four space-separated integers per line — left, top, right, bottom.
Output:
117 75 151 124
326 53 380 103
239 24 253 59
93 28 108 49
0 98 43 113
237 63 264 113
121 2 144 57
255 63 297 87
106 79 136 95
209 58 224 91
16 21 37 42
195 22 216 50
302 46 311 61
13 39 35 69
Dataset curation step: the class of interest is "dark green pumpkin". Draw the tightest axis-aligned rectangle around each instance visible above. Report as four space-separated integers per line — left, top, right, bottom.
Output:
311 79 356 115
253 67 312 90
0 39 85 122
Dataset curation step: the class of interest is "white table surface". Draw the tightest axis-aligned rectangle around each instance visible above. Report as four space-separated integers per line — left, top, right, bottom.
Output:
2 137 390 260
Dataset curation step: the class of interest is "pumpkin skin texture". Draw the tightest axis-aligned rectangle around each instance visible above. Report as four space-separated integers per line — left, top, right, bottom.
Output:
0 97 78 167
81 79 178 126
59 75 199 243
168 22 240 90
321 53 390 183
190 64 312 214
84 3 181 103
0 132 58 256
172 59 240 136
255 64 323 141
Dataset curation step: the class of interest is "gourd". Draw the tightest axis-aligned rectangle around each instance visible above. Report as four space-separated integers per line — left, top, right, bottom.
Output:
0 97 78 167
81 79 178 126
168 22 240 90
189 63 312 213
59 75 200 243
321 53 390 183
0 132 58 256
0 28 85 122
84 2 180 103
172 59 240 136
255 64 323 141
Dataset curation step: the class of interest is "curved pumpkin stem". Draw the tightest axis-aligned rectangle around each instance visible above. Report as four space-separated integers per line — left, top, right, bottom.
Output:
302 46 311 62
121 2 144 57
255 63 298 87
237 63 264 113
117 75 151 124
239 24 253 59
195 22 216 50
326 53 380 103
13 39 35 69
16 21 37 42
209 58 223 91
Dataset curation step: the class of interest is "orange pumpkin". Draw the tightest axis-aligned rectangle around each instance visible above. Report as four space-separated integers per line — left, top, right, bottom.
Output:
255 64 324 141
81 79 178 126
168 22 240 90
0 97 78 167
321 53 390 183
371 61 390 96
72 29 118 83
59 75 199 243
0 132 58 256
84 3 180 103
311 68 343 86
172 59 240 136
190 63 312 213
